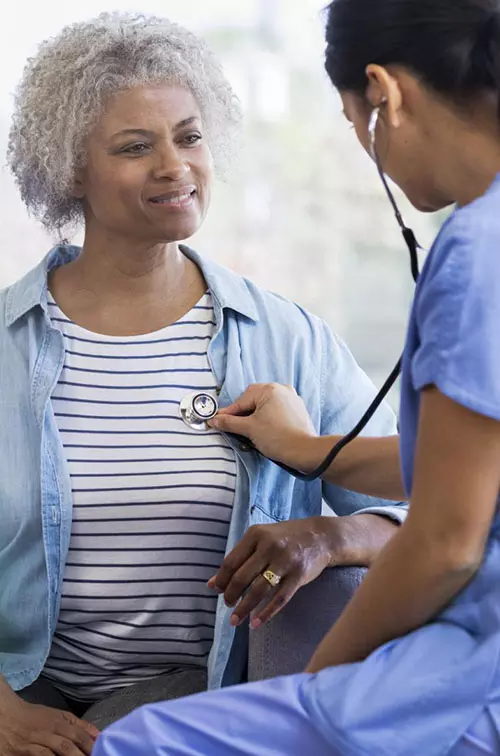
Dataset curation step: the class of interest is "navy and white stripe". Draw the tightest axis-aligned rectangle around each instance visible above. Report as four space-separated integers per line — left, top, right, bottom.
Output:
43 292 236 701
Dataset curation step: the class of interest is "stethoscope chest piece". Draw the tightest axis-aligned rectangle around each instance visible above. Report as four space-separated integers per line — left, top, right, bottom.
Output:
179 392 218 431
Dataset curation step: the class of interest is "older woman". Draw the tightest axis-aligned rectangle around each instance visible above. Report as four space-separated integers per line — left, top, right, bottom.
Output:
0 12 403 756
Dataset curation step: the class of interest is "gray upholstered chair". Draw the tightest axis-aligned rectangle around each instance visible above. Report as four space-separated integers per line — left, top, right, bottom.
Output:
248 566 367 681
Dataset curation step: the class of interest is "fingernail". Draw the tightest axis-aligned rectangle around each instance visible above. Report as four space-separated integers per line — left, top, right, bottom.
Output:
250 618 262 630
208 418 219 427
230 615 241 627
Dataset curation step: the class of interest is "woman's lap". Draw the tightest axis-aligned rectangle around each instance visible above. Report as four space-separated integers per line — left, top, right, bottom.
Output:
18 667 207 729
18 675 72 712
84 667 207 729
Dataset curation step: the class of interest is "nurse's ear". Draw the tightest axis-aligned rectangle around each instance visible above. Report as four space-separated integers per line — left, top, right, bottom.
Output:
366 64 403 129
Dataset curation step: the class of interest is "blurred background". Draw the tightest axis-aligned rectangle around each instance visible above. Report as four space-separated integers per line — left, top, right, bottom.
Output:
0 0 443 407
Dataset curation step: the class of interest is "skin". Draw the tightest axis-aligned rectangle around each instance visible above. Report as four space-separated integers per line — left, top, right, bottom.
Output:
211 64 500 673
0 675 99 756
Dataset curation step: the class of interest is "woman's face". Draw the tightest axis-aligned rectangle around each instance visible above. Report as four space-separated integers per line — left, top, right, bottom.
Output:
75 84 214 243
340 81 455 213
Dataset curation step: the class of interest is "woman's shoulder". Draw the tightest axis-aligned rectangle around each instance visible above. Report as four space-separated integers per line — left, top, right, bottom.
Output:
245 276 323 327
0 259 47 331
185 246 325 337
0 278 20 330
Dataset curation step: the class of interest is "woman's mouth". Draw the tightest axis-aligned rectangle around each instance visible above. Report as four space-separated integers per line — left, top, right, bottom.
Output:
149 186 197 210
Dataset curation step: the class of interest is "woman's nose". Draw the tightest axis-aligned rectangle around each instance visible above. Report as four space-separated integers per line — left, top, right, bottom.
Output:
153 146 189 181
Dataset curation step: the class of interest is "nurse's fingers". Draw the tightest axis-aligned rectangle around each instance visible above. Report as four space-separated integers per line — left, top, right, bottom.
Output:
215 385 264 416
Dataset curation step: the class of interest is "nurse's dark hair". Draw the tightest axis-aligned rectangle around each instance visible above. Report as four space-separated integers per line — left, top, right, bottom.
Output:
324 0 500 112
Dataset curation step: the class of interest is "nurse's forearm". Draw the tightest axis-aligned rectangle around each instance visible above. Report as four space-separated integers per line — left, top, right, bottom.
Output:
306 522 480 673
291 434 404 501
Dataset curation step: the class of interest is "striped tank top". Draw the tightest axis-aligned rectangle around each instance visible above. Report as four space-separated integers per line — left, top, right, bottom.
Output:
43 292 236 701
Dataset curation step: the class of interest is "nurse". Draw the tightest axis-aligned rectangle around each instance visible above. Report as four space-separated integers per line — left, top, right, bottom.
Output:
93 0 500 754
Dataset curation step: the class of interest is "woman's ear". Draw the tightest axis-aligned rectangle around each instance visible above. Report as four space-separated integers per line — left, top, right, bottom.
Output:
72 168 86 199
366 64 403 129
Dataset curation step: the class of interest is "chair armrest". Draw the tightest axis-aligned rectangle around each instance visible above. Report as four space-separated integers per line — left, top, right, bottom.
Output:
248 566 366 681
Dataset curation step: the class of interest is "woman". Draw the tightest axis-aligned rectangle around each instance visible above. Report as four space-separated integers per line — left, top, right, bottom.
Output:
92 0 500 754
0 11 402 756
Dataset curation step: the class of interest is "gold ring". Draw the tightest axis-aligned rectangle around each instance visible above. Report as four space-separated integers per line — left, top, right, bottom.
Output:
262 569 282 588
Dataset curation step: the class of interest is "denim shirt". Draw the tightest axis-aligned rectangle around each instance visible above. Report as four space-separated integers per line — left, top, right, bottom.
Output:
0 245 406 693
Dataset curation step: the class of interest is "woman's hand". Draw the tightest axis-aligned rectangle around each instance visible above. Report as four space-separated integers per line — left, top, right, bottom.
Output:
207 513 398 629
0 680 99 756
208 517 334 629
209 383 317 470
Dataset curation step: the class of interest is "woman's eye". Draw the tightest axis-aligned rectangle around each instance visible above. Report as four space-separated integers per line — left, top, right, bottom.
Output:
122 143 150 155
182 133 202 146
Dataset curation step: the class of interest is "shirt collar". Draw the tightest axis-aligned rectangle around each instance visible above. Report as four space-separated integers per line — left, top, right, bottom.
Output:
5 245 80 327
180 245 258 323
5 243 259 327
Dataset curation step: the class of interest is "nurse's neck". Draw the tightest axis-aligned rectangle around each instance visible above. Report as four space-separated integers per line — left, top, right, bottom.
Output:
429 97 500 208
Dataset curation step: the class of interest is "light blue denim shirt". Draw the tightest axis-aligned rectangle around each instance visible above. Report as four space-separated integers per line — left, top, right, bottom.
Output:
0 245 406 694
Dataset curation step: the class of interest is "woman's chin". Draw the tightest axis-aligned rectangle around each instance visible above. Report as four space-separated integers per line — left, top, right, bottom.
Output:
148 220 202 245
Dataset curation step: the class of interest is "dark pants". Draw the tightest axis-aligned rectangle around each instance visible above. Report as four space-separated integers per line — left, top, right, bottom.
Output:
19 667 207 730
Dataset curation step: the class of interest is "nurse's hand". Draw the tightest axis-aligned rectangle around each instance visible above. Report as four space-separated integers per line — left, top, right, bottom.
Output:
0 677 99 756
209 383 317 470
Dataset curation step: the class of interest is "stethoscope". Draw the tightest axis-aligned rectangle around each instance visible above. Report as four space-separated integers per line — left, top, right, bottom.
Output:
180 103 421 481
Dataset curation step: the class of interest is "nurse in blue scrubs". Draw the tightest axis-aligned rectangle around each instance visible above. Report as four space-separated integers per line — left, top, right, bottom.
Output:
93 0 500 754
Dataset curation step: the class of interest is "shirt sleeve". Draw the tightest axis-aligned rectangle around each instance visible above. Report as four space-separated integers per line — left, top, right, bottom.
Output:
318 320 408 524
411 215 500 421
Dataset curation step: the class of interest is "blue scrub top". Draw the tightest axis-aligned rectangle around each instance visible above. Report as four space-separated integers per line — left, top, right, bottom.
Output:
303 174 500 754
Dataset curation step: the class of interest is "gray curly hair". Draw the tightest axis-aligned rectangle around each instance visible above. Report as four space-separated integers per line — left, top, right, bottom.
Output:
7 12 242 232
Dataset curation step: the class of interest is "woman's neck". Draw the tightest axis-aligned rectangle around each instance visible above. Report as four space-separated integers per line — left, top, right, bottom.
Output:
49 236 207 336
